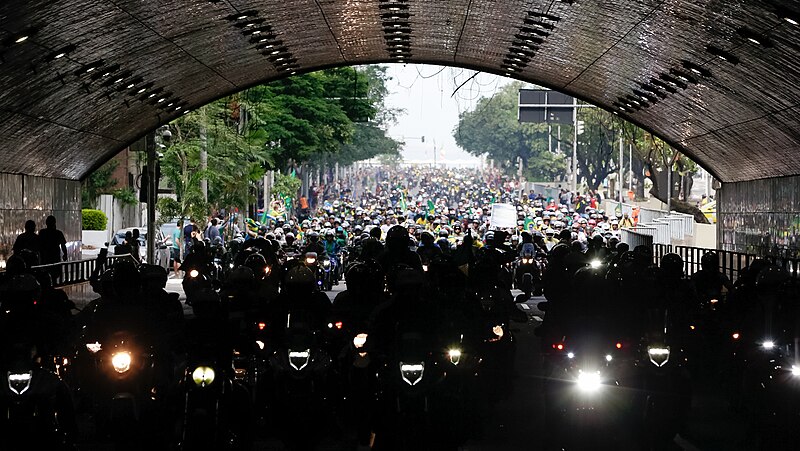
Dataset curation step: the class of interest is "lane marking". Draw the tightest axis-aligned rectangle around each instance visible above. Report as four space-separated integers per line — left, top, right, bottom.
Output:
674 434 703 451
532 315 543 322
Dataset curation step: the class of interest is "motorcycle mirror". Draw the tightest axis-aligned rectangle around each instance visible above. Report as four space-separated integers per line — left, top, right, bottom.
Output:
537 301 548 312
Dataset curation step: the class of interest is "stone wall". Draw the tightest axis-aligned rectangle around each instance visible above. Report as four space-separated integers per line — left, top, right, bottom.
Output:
717 175 800 258
0 173 82 265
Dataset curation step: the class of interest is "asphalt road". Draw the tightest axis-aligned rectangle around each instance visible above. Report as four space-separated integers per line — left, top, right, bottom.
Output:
70 278 723 450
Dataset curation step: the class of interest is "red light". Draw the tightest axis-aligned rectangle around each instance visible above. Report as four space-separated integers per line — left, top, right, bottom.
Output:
555 343 564 351
732 332 740 340
615 342 622 349
258 322 266 330
33 300 37 305
335 321 343 330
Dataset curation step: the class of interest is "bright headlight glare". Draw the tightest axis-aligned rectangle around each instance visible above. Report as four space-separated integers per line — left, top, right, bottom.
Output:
567 352 575 359
189 269 199 278
323 260 330 267
762 340 775 350
448 348 462 365
265 266 271 276
605 354 613 362
648 346 670 367
492 325 504 340
422 264 429 272
353 333 367 348
576 370 602 392
86 342 102 353
792 365 800 377
192 366 216 387
305 257 316 265
111 352 132 373
590 259 602 269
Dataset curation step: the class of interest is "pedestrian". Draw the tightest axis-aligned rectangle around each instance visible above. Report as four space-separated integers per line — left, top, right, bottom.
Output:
13 219 41 262
172 219 183 276
183 219 196 259
39 215 68 265
130 228 142 262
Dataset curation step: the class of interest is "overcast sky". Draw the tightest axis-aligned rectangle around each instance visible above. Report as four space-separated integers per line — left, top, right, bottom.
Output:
382 64 513 167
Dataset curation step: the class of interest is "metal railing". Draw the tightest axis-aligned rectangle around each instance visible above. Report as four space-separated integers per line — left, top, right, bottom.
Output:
27 253 138 288
621 228 654 249
607 200 695 244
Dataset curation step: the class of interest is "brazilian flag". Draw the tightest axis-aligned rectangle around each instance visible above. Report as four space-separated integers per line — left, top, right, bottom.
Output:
427 199 435 215
398 191 407 211
524 217 535 231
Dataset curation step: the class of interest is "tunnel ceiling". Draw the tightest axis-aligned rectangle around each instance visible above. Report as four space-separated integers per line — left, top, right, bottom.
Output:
1 0 799 182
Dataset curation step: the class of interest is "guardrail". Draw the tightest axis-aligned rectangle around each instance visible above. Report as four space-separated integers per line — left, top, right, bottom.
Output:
621 228 654 249
607 200 695 244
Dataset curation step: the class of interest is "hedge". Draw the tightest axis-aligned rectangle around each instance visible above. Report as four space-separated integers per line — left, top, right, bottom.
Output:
82 209 108 231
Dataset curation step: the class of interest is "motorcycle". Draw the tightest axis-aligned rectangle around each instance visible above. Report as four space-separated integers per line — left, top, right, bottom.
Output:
72 303 184 447
514 244 541 302
0 343 77 450
303 252 327 291
266 314 332 449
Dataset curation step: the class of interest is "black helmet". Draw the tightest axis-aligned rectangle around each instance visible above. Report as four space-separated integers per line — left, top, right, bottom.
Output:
660 253 683 278
420 230 435 244
285 266 316 293
700 251 719 272
244 253 267 276
307 231 320 243
386 225 409 251
140 264 168 289
755 264 790 295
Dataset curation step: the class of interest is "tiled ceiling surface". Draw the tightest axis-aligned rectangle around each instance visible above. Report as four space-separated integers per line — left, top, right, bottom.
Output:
0 0 799 181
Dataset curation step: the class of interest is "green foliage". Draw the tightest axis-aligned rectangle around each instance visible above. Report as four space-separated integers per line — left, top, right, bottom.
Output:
113 187 138 206
454 81 566 181
81 209 107 231
81 160 118 209
273 172 302 199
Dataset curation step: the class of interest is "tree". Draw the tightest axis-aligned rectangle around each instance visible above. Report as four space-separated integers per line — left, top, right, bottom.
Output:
613 117 707 223
574 108 622 192
454 81 566 181
81 160 118 209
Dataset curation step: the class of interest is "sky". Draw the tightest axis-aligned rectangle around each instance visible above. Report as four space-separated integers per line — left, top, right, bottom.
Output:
382 64 513 167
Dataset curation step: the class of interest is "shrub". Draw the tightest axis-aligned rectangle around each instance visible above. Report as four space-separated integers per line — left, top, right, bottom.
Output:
82 209 107 231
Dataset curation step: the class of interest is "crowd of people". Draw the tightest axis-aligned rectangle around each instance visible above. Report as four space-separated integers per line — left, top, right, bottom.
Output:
171 166 645 274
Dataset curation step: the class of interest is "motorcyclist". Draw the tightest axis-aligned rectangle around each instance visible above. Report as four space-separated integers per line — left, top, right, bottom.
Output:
302 230 327 257
417 230 443 264
378 225 423 273
690 251 734 308
282 232 301 256
267 265 332 340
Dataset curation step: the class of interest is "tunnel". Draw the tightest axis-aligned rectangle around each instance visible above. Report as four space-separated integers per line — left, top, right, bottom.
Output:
1 0 799 256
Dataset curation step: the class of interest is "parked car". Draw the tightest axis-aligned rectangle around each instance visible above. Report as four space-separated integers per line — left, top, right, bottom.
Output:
106 227 171 269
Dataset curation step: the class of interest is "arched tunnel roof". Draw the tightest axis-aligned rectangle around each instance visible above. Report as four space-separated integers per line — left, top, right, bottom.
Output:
1 0 798 182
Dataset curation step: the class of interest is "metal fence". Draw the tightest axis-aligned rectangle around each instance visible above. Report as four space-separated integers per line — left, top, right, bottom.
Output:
27 254 137 288
650 244 800 285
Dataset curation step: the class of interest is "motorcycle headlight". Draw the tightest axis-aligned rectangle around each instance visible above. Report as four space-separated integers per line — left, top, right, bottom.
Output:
7 371 32 395
189 269 199 278
576 370 602 392
589 259 602 269
448 348 462 365
353 333 368 349
322 260 330 268
422 264 429 272
192 366 215 387
111 351 132 373
265 266 271 276
792 365 800 377
400 362 425 386
306 257 316 265
289 350 311 371
86 342 102 353
761 340 775 350
647 346 670 367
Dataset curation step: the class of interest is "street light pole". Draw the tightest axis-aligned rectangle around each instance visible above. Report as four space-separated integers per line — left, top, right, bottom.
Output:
145 131 157 265
572 98 578 193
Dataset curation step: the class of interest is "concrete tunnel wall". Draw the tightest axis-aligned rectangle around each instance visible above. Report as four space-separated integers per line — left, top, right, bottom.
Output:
0 173 82 265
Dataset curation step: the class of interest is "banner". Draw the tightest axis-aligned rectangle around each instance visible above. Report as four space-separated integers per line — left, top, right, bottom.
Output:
489 203 517 229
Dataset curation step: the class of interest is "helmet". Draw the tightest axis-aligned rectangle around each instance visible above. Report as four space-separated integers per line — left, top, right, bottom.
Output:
385 225 409 250
755 264 790 296
660 253 683 278
140 264 168 289
700 251 719 271
307 231 320 243
325 229 334 238
285 265 316 293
